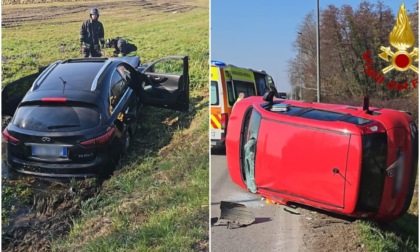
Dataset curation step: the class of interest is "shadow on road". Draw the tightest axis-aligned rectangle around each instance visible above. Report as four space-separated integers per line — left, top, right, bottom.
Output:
211 198 263 206
253 217 273 225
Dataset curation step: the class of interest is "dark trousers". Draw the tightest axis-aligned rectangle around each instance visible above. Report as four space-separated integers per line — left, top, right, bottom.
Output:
83 44 102 57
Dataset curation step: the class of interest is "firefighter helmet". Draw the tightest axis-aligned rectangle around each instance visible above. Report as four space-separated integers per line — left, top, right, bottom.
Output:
90 7 99 17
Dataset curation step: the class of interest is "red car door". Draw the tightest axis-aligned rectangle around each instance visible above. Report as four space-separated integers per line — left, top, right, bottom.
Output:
255 119 351 209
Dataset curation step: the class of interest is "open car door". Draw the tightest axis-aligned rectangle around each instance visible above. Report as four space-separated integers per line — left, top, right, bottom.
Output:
141 55 189 111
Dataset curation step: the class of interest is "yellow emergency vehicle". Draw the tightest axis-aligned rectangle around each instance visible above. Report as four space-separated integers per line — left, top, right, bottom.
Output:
210 61 279 147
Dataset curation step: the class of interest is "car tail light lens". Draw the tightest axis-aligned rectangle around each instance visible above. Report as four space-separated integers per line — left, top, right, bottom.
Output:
3 128 20 144
221 113 228 130
41 97 67 102
80 127 115 146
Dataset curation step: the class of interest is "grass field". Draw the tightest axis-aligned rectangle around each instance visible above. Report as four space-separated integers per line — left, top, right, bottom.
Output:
2 0 209 251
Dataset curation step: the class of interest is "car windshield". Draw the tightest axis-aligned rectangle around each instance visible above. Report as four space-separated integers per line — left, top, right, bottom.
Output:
12 105 100 131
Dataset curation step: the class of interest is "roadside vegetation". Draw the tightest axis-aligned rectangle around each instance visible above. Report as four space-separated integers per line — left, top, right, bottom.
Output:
2 0 209 251
289 2 418 251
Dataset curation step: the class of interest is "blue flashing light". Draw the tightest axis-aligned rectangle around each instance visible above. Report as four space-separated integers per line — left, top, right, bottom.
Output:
211 60 226 66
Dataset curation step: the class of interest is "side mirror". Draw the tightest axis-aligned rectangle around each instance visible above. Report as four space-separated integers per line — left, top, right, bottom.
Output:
123 113 135 124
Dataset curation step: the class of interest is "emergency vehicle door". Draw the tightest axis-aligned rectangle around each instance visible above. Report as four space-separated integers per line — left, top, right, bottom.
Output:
140 55 189 111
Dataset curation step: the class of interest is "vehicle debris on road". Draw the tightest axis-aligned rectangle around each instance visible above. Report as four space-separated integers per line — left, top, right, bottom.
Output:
213 201 255 229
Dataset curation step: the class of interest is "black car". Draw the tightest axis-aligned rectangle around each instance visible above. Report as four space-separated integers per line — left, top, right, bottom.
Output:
3 56 189 178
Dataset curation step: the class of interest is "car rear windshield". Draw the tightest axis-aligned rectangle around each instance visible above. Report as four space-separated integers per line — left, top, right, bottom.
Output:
38 62 104 91
12 105 100 131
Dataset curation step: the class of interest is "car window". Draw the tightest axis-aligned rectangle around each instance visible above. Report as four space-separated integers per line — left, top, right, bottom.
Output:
109 68 128 112
12 105 100 131
254 74 267 96
341 116 372 125
266 104 374 125
227 80 256 106
211 81 219 105
151 58 184 75
266 104 307 115
298 109 345 121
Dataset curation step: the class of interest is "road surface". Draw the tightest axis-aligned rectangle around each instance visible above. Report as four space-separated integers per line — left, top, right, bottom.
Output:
211 149 306 252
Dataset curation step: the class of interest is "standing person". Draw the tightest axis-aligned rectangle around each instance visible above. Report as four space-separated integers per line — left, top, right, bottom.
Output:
80 7 105 57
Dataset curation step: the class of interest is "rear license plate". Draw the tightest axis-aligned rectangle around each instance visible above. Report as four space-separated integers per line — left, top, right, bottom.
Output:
32 145 67 158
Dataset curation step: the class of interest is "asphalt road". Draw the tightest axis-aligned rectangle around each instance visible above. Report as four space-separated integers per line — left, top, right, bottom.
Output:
211 149 305 252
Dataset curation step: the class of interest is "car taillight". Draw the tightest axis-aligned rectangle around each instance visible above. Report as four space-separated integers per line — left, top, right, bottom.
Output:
41 97 67 102
2 128 20 144
80 127 115 146
221 113 228 130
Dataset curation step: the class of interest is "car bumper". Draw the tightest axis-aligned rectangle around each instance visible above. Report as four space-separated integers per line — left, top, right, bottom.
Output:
7 154 113 178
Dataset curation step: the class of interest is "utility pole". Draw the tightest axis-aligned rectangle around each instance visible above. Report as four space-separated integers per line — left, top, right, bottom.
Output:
316 0 321 102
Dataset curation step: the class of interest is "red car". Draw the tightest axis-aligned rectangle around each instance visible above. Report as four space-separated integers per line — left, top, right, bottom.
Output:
226 93 418 221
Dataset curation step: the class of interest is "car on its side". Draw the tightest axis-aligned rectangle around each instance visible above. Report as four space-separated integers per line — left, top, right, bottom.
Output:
226 92 418 221
3 56 189 178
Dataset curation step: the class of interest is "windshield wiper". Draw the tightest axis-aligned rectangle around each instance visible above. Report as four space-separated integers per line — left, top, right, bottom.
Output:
47 124 79 129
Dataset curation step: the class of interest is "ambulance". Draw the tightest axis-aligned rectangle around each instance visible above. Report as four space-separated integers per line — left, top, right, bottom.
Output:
210 60 279 148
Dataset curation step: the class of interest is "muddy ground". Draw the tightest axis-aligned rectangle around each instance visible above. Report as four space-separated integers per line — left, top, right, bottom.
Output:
2 178 100 252
2 0 196 28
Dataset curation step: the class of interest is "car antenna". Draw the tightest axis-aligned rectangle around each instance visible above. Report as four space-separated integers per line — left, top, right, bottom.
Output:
59 76 67 94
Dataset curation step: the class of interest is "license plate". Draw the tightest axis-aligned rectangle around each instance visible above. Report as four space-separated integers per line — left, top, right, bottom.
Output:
32 145 67 158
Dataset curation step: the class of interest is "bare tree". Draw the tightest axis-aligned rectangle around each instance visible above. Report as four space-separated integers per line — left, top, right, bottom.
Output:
289 1 418 107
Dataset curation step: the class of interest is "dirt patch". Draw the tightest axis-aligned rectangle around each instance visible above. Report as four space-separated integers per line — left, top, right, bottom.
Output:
2 0 197 28
2 179 100 252
296 206 366 252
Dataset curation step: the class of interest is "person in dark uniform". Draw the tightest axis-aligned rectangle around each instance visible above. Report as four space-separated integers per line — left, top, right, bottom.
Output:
80 7 105 57
105 37 138 57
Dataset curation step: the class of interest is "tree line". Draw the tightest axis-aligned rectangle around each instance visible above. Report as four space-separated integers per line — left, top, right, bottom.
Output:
288 1 418 120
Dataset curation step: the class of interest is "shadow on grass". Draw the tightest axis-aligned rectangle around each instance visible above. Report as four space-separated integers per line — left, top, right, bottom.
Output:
2 71 41 117
377 213 418 249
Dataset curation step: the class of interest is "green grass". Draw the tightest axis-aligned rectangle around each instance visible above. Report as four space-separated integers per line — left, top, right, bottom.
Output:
2 0 209 251
359 217 418 252
357 178 418 252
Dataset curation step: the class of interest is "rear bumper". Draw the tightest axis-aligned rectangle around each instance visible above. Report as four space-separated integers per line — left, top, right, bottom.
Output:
7 154 113 178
